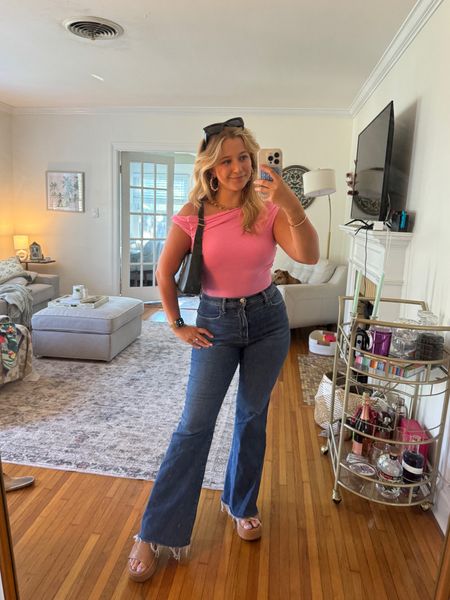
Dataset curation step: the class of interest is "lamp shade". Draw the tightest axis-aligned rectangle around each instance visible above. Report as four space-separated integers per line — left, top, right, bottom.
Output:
303 169 336 198
13 235 29 251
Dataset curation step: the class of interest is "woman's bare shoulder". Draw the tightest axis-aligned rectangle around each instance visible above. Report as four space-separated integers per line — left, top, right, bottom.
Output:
177 202 197 217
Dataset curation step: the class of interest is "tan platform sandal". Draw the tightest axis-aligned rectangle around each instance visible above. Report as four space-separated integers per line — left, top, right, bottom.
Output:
128 537 160 583
221 501 262 541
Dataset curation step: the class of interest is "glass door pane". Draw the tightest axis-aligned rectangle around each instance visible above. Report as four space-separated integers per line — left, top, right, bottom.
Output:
121 153 174 300
120 151 194 301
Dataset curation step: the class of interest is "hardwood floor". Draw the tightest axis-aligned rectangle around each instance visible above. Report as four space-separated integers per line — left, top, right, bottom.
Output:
4 321 444 599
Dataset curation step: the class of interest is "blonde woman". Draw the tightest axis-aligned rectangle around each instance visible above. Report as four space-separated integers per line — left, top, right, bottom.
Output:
128 118 319 582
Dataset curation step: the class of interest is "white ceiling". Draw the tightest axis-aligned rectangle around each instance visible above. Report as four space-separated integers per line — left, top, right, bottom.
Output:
0 0 418 111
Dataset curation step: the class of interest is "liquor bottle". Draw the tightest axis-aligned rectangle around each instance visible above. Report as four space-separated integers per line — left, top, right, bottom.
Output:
402 445 424 496
352 393 372 456
392 395 408 431
376 450 402 498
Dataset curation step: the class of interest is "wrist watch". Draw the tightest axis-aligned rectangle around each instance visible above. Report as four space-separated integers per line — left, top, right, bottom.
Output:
170 317 185 329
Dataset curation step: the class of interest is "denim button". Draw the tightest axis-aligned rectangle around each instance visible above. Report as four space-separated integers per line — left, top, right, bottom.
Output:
240 298 246 305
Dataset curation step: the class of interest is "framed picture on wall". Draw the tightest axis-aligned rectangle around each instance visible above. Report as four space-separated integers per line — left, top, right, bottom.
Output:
46 171 84 212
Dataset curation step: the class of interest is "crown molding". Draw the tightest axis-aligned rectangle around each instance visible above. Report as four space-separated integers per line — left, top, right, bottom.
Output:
350 0 443 116
3 1 441 121
11 105 351 118
0 101 13 114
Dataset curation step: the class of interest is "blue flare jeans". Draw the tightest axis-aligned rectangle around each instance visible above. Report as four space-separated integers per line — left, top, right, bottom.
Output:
138 283 290 549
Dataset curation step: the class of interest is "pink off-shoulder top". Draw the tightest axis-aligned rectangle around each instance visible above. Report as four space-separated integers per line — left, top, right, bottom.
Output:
172 202 279 297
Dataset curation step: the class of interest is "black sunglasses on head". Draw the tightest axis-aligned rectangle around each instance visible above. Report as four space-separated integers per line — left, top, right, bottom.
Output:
202 117 244 148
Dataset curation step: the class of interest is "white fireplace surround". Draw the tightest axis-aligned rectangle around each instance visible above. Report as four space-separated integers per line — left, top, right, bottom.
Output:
340 224 413 322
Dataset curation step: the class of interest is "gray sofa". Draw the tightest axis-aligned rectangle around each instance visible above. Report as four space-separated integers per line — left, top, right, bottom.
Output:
0 273 60 316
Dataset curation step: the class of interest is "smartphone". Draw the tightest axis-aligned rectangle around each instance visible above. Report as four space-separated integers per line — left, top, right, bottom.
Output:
257 148 283 181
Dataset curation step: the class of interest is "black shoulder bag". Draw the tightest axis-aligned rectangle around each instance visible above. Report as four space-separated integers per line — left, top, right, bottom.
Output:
175 202 205 296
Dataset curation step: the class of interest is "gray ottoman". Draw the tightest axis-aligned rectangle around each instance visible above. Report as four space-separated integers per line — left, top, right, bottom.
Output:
31 296 144 361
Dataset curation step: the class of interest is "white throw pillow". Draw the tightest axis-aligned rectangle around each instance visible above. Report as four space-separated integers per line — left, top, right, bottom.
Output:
0 256 26 284
288 262 316 283
4 276 29 286
308 259 337 284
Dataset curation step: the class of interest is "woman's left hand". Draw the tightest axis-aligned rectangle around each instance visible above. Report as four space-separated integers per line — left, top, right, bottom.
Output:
253 165 298 211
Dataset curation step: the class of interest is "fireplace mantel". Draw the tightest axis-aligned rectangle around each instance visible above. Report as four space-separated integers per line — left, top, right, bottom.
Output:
340 224 413 321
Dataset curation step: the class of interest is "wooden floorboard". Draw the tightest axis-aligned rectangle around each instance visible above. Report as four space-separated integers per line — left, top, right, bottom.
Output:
3 322 444 599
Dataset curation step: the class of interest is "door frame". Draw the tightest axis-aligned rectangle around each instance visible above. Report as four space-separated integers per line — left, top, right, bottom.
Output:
111 142 195 298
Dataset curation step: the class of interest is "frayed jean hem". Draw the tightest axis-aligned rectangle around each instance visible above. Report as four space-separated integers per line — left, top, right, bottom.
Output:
134 534 190 562
220 499 259 521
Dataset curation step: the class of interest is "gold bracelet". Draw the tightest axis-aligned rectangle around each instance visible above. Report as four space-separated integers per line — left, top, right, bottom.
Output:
288 214 307 228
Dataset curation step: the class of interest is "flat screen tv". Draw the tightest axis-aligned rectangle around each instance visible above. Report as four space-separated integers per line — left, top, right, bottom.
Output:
351 101 394 222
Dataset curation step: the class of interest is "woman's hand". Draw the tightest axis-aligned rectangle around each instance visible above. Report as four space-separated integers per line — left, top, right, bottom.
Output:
253 165 299 212
173 325 214 348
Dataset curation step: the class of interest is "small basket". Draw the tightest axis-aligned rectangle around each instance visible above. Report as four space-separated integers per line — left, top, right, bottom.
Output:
309 330 337 356
314 371 361 430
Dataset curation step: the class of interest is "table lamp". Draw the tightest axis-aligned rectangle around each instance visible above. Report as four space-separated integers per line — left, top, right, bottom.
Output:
302 169 336 260
13 235 29 261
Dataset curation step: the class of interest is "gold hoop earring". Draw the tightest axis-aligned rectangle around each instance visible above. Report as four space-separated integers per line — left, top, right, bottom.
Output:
210 176 219 192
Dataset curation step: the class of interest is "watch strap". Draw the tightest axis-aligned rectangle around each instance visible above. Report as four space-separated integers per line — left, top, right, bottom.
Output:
170 317 185 329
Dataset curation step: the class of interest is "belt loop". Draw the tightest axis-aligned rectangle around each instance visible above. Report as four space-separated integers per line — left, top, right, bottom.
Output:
261 288 269 304
221 298 226 312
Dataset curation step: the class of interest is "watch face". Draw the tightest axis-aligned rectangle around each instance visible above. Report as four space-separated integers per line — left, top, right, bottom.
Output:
175 317 185 328
282 165 315 209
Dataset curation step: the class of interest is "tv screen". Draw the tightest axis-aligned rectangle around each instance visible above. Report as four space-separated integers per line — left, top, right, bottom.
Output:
351 101 394 222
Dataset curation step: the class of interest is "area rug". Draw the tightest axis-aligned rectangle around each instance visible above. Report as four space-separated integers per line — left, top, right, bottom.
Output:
149 296 200 326
0 321 238 489
298 354 339 405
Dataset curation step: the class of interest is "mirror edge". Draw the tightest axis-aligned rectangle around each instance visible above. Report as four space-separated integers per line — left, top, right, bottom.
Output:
0 458 20 600
434 515 450 600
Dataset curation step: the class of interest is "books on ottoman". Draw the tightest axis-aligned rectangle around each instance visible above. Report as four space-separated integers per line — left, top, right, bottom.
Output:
48 295 109 309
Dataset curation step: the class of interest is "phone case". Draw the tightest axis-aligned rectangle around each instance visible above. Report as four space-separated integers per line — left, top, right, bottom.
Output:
257 148 283 181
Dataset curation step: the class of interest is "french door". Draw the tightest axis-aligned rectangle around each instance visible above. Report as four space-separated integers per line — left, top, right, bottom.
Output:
120 151 194 301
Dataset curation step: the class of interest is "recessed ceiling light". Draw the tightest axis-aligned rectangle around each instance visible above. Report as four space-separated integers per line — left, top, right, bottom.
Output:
91 73 105 81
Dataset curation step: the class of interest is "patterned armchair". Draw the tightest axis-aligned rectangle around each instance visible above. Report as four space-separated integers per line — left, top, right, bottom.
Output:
0 317 33 386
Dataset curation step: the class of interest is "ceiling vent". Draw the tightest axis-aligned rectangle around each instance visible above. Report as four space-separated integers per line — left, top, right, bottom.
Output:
63 17 124 41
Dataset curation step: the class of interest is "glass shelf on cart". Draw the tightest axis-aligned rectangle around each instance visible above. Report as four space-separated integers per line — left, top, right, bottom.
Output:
348 359 448 385
338 466 432 506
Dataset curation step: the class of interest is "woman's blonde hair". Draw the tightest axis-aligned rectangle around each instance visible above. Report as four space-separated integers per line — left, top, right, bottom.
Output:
188 126 266 232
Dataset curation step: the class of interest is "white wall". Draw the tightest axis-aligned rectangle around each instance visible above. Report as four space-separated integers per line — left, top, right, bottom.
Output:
350 0 450 531
0 109 13 258
10 111 351 295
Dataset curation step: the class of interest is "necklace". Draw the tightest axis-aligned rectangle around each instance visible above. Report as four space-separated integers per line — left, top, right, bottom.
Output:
205 197 241 211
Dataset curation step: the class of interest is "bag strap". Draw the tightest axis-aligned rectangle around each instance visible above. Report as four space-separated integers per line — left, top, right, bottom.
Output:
192 202 205 255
